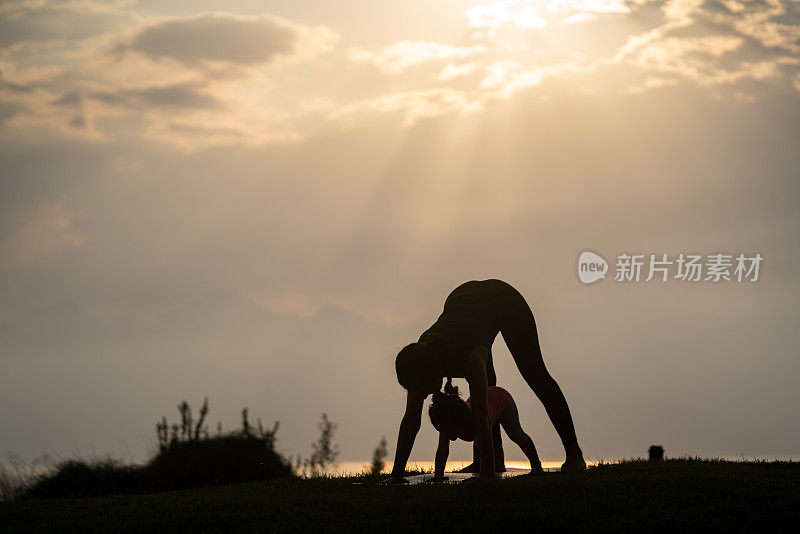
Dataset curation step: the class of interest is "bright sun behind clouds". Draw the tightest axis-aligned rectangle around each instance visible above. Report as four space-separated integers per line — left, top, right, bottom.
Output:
1 0 799 464
0 0 797 150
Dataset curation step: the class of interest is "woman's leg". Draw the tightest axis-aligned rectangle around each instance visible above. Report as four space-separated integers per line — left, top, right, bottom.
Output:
486 348 505 470
497 282 584 466
499 397 543 472
460 346 506 472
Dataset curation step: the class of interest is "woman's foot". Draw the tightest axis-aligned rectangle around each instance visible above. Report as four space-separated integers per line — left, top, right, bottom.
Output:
560 455 586 472
561 443 586 472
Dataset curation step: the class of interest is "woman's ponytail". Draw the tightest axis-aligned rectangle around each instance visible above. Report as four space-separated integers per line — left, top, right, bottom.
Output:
431 378 459 406
443 377 458 396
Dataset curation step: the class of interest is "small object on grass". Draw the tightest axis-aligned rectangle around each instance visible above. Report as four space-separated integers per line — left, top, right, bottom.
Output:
649 445 665 461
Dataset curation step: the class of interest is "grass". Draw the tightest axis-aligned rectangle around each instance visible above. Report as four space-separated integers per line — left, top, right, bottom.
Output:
2 459 799 533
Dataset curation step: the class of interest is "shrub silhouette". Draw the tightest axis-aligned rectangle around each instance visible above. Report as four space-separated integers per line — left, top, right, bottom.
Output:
301 413 339 476
156 397 211 452
24 459 143 499
23 398 291 499
370 436 388 476
144 434 290 491
293 413 341 477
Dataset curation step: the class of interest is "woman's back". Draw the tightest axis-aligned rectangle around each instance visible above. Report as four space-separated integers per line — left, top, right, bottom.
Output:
418 279 510 370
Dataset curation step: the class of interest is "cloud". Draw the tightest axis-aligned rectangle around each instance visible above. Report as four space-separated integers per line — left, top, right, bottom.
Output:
122 12 338 67
141 116 303 151
547 0 639 15
564 12 599 23
0 77 103 138
1 0 798 152
87 82 224 111
481 60 537 89
0 100 25 123
348 41 487 74
465 2 547 29
0 200 86 268
0 0 136 48
463 0 641 31
708 0 800 54
330 88 477 126
0 10 341 149
465 2 517 28
438 62 479 81
624 75 680 93
478 60 583 99
660 0 705 22
0 0 46 18
514 5 549 28
609 0 800 93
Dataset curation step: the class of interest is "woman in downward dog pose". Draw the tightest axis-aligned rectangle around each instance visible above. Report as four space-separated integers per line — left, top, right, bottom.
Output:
428 379 543 480
390 279 584 482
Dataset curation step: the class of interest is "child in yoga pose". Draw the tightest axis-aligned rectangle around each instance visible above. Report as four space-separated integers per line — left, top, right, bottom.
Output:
429 379 543 480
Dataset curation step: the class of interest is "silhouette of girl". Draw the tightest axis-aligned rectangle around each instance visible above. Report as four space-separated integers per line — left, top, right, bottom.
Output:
428 380 544 480
390 279 584 481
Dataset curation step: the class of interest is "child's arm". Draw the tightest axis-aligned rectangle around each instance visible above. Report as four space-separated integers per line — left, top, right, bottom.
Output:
434 432 450 479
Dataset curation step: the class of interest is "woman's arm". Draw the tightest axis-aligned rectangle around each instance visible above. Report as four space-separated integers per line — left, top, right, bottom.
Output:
465 346 495 479
434 432 450 479
390 389 426 480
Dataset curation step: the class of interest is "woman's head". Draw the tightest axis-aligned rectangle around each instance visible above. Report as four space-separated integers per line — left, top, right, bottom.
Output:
428 379 471 441
395 341 444 393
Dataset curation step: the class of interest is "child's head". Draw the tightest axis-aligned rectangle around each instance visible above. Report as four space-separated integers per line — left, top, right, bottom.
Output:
428 379 471 441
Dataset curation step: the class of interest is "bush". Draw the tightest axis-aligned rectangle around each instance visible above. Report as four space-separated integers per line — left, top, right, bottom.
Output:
24 459 143 499
22 399 292 499
293 413 341 477
144 435 291 491
370 436 388 476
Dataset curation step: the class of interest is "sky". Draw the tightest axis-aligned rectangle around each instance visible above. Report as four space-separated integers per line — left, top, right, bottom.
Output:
1 0 799 467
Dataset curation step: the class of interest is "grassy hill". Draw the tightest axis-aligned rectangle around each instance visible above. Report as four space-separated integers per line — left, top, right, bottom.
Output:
2 459 799 533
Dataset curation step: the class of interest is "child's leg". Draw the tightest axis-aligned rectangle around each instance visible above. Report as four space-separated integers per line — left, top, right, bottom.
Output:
499 397 543 473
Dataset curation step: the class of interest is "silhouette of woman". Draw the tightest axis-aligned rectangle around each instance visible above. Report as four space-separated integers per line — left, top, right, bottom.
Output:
390 279 584 481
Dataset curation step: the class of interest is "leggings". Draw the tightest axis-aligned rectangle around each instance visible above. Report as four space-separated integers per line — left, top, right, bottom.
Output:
482 280 579 452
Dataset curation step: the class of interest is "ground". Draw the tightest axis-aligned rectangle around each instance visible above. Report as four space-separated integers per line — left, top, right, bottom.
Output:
1 459 799 532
